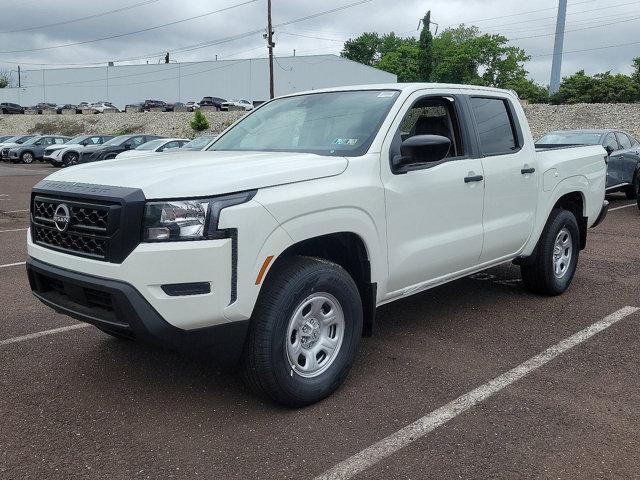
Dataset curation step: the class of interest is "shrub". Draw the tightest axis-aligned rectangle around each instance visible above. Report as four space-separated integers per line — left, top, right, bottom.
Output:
27 120 84 136
190 110 210 132
113 124 143 135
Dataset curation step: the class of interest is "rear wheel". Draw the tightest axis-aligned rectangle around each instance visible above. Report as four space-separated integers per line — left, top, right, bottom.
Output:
634 175 640 209
242 256 363 407
521 209 580 296
624 184 637 200
21 152 34 164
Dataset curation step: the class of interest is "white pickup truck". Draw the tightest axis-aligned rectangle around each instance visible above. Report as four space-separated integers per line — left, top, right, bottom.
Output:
27 84 608 406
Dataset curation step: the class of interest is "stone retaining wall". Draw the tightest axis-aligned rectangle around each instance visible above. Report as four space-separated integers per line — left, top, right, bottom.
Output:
0 104 639 140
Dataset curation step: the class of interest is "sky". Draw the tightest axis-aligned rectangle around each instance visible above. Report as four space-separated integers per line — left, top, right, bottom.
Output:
0 0 638 86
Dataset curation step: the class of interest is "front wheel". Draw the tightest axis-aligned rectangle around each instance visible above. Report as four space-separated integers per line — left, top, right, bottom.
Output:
521 209 580 296
242 256 363 407
21 152 34 164
62 152 79 167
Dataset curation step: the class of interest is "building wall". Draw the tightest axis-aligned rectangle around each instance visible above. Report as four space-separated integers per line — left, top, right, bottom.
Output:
0 55 396 108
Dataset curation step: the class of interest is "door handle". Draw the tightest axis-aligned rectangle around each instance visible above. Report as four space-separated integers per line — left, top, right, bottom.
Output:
464 175 484 183
521 167 536 174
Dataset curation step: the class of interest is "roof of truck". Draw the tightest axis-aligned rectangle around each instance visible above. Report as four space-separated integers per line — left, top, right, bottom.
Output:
284 83 516 98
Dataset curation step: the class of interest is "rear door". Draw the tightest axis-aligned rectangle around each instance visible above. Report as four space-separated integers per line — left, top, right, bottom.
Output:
604 133 624 187
615 132 640 184
468 96 538 263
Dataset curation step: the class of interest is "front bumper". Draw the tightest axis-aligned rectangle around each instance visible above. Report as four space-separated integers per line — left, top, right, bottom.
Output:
591 200 609 228
27 257 249 363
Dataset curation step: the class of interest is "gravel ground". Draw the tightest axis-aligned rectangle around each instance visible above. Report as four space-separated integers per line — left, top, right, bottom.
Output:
1 103 640 139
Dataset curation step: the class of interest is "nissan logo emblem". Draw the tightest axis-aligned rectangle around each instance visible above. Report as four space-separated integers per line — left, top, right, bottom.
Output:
53 204 71 232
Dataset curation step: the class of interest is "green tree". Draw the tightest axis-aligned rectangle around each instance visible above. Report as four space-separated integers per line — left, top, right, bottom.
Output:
591 72 639 103
0 69 13 88
505 78 549 103
550 70 596 104
418 11 434 82
377 44 422 82
190 110 210 132
341 32 381 66
631 57 640 89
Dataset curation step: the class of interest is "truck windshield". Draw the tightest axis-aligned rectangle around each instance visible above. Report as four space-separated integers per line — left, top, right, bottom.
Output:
537 132 602 145
210 90 399 157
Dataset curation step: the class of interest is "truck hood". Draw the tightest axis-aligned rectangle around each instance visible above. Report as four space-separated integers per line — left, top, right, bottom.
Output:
42 150 348 198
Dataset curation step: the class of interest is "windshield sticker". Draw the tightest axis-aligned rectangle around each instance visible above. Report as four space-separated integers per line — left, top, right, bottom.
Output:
332 138 359 146
377 91 396 98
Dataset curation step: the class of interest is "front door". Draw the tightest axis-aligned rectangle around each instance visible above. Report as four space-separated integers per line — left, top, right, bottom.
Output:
381 93 485 296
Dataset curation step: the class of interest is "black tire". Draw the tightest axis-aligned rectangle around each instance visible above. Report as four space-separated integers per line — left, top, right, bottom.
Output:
521 209 580 296
62 152 79 167
634 175 640 209
624 184 637 200
242 256 363 407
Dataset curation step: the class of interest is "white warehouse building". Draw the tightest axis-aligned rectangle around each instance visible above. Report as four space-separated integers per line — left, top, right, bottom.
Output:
0 55 396 108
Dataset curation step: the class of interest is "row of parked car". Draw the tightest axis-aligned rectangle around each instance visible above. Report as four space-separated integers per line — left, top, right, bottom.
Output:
0 134 217 167
1 97 255 115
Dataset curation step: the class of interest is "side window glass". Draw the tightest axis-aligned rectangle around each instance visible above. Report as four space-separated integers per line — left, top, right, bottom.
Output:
163 141 178 150
617 133 632 150
90 137 101 144
132 137 145 147
470 97 518 155
396 96 463 158
54 138 65 144
603 134 618 152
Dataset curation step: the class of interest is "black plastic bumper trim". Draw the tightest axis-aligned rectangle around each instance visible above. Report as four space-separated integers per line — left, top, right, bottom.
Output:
161 282 211 296
27 258 248 364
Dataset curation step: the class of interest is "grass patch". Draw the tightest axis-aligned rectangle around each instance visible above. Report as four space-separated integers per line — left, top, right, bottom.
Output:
112 124 144 135
27 120 85 136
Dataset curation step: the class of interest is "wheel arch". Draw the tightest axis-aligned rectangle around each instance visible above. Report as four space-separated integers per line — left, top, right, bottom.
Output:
262 231 377 337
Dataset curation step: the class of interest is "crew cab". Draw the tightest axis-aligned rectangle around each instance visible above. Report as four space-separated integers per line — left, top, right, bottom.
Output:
26 84 608 407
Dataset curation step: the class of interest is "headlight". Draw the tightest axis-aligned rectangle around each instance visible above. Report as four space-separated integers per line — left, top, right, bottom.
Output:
142 191 256 242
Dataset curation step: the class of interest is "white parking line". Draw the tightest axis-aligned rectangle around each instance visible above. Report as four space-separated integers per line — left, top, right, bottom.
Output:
0 261 26 268
0 228 27 233
2 209 29 213
315 306 640 480
609 203 637 212
0 324 90 347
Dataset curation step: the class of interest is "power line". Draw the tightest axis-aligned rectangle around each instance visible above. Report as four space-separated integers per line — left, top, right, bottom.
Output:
440 0 597 26
530 38 640 57
507 13 640 41
0 0 259 54
0 0 161 34
0 0 375 67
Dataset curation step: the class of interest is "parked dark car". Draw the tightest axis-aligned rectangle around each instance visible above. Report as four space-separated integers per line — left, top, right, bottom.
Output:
79 134 163 163
1 135 36 161
142 99 167 111
8 135 70 164
537 129 640 199
32 102 57 114
199 96 226 111
0 102 24 114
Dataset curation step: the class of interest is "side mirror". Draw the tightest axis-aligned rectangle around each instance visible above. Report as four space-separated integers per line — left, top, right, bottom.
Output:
124 144 132 150
605 145 615 156
393 135 451 172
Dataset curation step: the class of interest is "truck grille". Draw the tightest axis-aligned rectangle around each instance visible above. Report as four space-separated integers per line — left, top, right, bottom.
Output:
31 196 118 260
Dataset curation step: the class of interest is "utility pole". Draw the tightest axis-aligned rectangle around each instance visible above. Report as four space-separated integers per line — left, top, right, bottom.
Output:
266 0 275 98
165 52 170 64
17 66 20 88
549 0 567 95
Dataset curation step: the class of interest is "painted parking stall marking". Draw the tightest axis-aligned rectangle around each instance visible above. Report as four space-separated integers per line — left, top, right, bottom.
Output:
315 306 640 480
609 203 637 212
0 324 90 347
0 261 26 268
0 228 28 233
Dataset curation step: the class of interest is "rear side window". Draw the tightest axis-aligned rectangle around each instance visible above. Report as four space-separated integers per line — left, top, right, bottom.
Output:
470 97 518 156
616 132 632 150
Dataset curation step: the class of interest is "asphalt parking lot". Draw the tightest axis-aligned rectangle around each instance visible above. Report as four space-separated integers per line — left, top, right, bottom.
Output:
1 162 639 480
